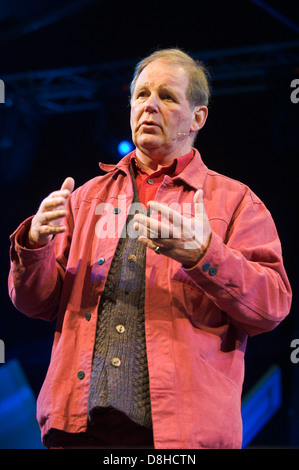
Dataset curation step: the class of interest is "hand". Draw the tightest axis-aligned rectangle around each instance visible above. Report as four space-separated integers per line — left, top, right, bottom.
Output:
133 189 211 268
27 177 75 248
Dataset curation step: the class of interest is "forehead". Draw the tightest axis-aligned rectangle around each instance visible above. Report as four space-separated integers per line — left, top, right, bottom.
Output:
135 59 189 93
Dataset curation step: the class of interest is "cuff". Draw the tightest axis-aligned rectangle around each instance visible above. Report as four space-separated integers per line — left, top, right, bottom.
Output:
182 231 223 286
10 216 56 262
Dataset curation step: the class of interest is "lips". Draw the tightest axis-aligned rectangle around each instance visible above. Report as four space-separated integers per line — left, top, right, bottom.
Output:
141 121 159 127
139 121 161 131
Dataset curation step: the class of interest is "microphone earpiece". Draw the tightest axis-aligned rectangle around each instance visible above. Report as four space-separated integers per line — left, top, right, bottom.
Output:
172 131 192 141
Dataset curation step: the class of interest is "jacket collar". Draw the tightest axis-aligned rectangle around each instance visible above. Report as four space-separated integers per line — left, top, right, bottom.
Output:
99 148 208 190
172 148 208 190
99 152 134 174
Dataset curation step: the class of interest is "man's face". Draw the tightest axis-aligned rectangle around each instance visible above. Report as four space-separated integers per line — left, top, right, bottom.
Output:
130 59 198 159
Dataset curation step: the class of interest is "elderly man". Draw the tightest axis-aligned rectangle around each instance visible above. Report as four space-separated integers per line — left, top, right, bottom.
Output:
8 48 292 449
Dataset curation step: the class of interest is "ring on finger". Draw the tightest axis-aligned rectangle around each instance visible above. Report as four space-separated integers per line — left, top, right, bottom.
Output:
154 245 161 255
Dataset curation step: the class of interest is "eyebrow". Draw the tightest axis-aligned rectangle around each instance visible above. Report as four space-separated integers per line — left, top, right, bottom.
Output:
134 82 180 98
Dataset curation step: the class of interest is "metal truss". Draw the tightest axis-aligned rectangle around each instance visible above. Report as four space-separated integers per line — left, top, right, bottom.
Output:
1 59 135 114
193 40 299 96
1 40 299 114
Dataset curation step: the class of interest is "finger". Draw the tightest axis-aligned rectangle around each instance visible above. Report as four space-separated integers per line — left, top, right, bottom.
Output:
38 224 67 235
39 209 67 224
41 197 68 211
137 235 152 248
148 201 193 238
148 201 177 226
194 189 204 220
60 177 75 194
137 235 162 252
47 178 75 201
133 214 173 239
48 190 72 200
133 216 159 239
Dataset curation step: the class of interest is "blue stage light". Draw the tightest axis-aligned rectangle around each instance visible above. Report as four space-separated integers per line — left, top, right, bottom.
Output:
118 140 133 156
241 365 282 448
0 359 44 448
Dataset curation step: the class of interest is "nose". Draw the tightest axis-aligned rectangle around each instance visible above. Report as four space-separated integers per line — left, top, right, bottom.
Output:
144 93 159 113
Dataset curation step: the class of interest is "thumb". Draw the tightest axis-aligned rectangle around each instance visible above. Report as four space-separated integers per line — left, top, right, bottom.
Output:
60 177 75 194
193 189 209 223
194 189 205 221
193 189 203 205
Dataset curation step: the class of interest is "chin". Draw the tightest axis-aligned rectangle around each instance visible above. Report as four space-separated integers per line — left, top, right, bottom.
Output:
137 137 163 150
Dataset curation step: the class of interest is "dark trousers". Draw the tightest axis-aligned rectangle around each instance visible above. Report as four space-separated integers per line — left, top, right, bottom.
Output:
46 407 154 449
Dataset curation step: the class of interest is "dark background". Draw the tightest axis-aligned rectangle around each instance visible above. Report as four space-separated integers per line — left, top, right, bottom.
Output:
0 0 298 448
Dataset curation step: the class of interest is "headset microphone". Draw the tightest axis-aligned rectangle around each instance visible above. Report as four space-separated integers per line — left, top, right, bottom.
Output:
172 131 192 141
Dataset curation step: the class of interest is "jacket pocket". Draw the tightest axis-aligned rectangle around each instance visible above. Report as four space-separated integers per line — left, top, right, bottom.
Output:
169 276 244 390
170 273 227 331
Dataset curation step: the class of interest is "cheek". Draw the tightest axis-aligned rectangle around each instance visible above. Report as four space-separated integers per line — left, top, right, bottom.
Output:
168 110 189 131
130 108 136 129
130 103 141 125
130 115 134 133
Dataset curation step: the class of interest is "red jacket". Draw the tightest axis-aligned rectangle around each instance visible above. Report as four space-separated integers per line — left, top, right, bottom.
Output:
8 149 292 448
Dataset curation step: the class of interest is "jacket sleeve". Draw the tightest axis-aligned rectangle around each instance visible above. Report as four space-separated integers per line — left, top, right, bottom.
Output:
8 204 74 321
183 192 292 336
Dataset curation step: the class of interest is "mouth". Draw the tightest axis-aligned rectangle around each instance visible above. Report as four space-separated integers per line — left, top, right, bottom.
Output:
140 121 160 128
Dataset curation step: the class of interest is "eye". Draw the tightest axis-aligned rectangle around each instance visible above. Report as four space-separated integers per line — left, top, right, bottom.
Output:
161 91 176 102
136 90 148 99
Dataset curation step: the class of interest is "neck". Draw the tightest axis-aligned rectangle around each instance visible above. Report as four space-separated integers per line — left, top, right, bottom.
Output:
135 145 192 174
135 153 173 174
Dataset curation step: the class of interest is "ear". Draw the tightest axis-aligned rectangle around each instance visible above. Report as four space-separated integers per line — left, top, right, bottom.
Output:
190 106 208 133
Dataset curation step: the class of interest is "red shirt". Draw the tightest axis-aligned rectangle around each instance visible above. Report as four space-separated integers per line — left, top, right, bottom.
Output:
131 150 194 206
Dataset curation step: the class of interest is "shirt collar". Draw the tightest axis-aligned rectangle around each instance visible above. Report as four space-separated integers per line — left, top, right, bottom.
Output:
99 148 208 190
130 150 194 178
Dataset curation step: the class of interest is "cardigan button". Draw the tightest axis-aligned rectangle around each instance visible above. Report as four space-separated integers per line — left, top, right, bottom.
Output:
116 324 126 334
147 178 154 185
77 370 85 380
111 357 121 367
85 312 91 321
98 257 105 265
113 207 121 214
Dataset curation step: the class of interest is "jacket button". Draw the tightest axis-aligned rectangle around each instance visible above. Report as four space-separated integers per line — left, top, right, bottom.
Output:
113 207 121 214
209 267 218 276
202 262 210 272
147 179 154 185
111 357 121 367
85 312 91 321
77 370 85 380
98 257 105 265
116 324 126 334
